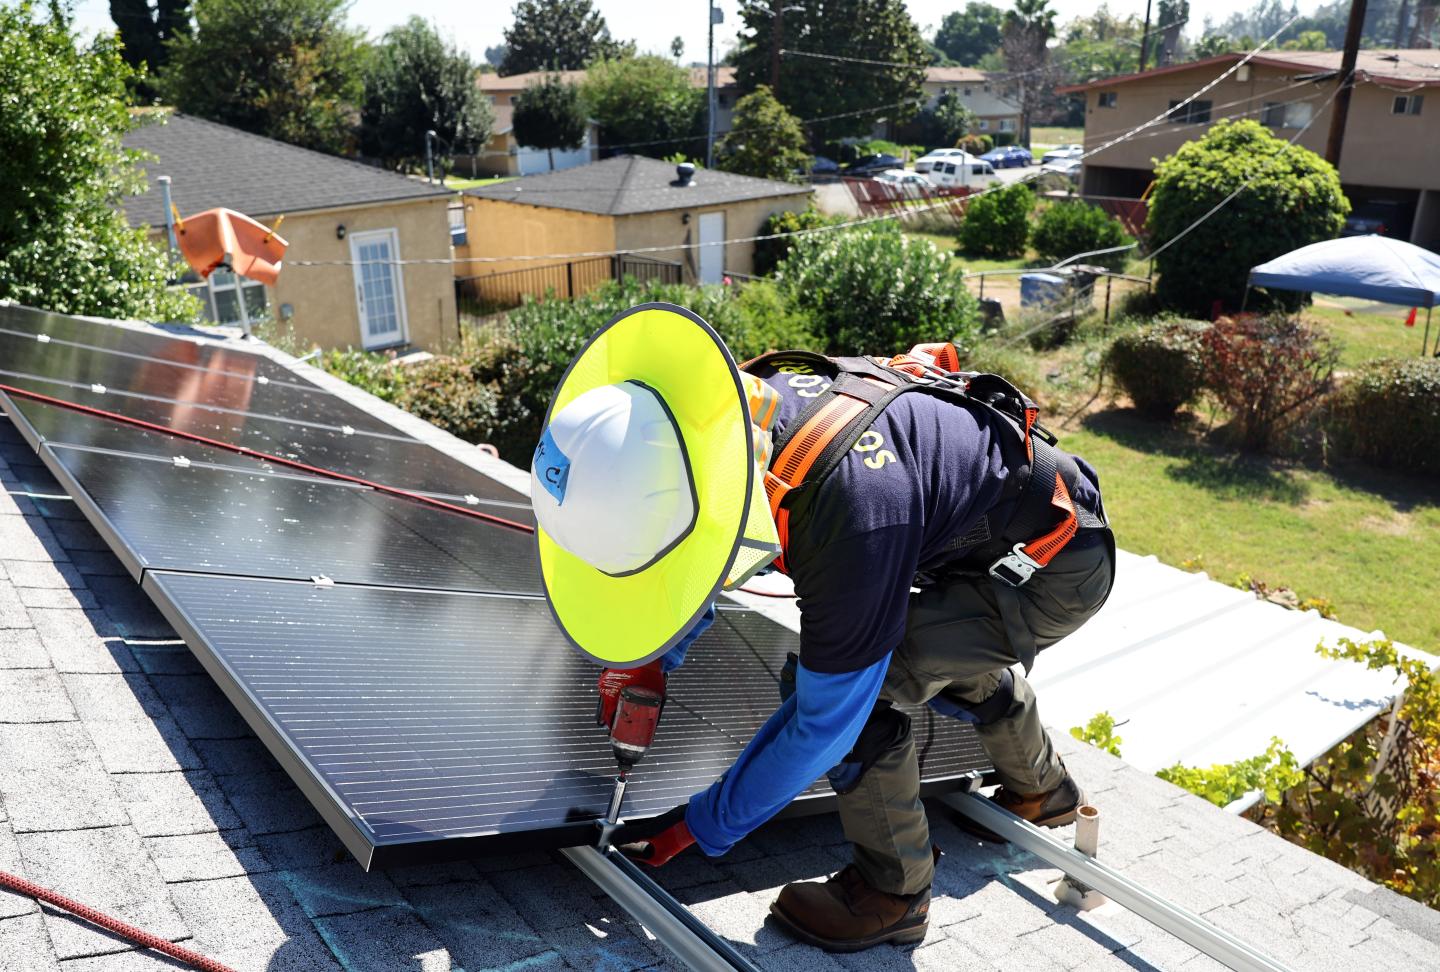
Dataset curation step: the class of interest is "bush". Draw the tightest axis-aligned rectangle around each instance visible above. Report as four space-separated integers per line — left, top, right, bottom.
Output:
1327 357 1440 475
1106 319 1208 418
992 130 1016 147
1201 314 1339 452
959 182 1032 258
1031 201 1134 271
957 133 993 155
1148 120 1349 317
393 357 500 444
753 208 844 277
958 340 1044 397
778 222 982 355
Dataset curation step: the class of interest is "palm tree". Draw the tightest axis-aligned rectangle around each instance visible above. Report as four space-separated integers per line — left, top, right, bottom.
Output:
1001 0 1057 147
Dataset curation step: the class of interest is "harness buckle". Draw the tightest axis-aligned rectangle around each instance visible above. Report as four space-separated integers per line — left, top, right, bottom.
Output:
988 543 1041 587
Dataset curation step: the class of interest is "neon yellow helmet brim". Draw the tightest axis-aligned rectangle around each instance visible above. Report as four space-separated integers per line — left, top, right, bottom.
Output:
536 303 761 667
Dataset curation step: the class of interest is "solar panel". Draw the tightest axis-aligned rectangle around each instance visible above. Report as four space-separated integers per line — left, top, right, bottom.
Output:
0 305 992 867
141 572 989 867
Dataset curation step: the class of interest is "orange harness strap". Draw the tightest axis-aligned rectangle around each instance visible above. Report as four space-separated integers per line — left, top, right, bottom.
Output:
763 394 869 573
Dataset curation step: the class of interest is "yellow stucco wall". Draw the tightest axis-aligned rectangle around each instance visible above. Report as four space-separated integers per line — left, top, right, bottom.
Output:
273 197 458 352
613 194 811 281
457 199 616 296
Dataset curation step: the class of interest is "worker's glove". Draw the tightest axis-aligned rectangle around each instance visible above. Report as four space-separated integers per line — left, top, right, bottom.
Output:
596 661 666 729
616 805 694 867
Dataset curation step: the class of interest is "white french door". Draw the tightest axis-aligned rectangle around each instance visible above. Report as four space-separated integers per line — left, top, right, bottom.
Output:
698 211 725 285
349 229 408 349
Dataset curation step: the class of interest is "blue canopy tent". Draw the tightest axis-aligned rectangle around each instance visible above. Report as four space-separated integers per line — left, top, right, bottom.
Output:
1247 235 1440 356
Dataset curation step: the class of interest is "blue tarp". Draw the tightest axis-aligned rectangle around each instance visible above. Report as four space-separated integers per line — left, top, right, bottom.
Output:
1248 235 1440 308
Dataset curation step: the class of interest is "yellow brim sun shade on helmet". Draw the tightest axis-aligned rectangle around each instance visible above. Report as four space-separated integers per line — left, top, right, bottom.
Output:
537 303 780 667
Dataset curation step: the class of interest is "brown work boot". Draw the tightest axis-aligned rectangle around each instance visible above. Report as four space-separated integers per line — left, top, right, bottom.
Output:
956 770 1086 843
770 865 929 953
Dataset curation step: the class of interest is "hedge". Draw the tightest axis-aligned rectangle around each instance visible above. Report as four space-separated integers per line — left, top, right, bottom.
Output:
1327 356 1440 475
1106 319 1209 418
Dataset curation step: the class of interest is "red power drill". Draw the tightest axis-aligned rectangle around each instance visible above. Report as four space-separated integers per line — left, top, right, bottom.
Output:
598 685 663 847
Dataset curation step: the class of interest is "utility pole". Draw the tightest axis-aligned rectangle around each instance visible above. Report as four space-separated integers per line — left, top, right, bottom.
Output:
425 130 437 185
1138 0 1153 73
1393 0 1411 46
707 0 721 168
770 0 783 93
1325 0 1368 168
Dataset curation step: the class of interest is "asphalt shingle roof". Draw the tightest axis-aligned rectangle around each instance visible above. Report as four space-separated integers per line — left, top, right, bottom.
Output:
464 155 812 216
2 316 1439 971
119 113 451 230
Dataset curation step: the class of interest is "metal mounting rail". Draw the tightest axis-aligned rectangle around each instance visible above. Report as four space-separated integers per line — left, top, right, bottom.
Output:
561 845 761 972
941 793 1294 972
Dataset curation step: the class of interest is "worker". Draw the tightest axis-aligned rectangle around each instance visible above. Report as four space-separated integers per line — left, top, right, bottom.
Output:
531 303 1114 953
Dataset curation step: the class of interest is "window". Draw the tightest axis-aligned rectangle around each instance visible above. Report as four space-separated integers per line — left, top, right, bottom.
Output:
184 268 267 327
1393 95 1424 115
447 202 467 247
941 163 957 175
963 87 972 97
1263 101 1314 128
977 118 989 131
1098 91 1117 108
1167 99 1212 124
999 118 1015 132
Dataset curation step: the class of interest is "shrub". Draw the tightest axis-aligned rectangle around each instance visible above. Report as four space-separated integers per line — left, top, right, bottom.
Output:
1148 120 1349 317
958 340 1044 398
392 357 500 445
1106 318 1208 418
753 208 843 277
1158 737 1305 807
957 133 993 155
1070 712 1123 757
1200 314 1339 451
778 222 982 355
959 182 1032 258
992 130 1017 147
1031 201 1134 271
319 349 405 402
1326 357 1440 475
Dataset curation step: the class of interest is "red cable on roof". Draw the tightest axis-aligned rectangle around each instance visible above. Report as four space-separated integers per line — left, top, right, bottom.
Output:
0 869 237 972
0 383 537 535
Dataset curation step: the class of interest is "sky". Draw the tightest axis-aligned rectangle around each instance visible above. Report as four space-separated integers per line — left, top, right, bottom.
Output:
68 0 1272 63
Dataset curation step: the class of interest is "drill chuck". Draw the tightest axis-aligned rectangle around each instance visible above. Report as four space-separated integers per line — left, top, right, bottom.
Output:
610 685 663 768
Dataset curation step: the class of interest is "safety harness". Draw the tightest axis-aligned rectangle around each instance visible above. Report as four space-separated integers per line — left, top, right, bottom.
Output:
743 342 1108 672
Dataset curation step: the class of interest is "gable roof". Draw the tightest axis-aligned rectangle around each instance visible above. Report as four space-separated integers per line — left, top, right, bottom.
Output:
477 69 589 93
924 66 991 84
119 113 451 230
464 155 810 216
1058 48 1440 94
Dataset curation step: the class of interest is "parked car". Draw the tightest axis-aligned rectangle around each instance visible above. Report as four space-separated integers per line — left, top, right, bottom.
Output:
927 158 1001 189
846 153 904 176
875 169 934 193
914 148 969 174
980 146 1032 168
809 155 840 176
1041 157 1082 181
1040 144 1084 164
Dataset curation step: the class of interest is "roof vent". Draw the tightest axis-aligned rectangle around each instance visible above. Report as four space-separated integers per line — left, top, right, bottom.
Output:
674 162 696 187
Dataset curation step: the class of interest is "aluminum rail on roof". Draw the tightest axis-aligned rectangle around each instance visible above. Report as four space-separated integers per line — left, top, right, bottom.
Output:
562 846 761 972
942 793 1295 972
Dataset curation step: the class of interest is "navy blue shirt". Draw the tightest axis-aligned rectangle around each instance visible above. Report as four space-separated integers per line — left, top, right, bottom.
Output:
751 356 1102 675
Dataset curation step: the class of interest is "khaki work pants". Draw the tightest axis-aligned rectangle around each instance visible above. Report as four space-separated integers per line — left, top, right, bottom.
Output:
838 530 1116 896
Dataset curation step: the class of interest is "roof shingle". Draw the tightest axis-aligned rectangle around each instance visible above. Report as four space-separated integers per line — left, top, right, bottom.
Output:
464 155 811 216
119 113 451 230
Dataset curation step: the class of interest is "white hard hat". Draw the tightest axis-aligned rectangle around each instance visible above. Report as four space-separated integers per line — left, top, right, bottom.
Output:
531 382 696 575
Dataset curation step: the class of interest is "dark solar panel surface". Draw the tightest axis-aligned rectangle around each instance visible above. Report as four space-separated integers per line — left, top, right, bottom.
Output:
3 305 991 865
47 445 541 594
0 350 528 507
144 573 989 862
0 303 309 388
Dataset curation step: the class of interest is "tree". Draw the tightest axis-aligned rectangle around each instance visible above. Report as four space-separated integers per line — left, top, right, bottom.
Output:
512 74 586 170
359 17 493 172
732 0 928 145
0 2 197 322
500 0 633 74
934 2 1004 66
1281 29 1329 49
1154 0 1190 65
109 0 190 81
1001 0 1059 146
715 86 809 182
1147 119 1349 317
484 44 509 67
162 0 364 155
580 56 703 155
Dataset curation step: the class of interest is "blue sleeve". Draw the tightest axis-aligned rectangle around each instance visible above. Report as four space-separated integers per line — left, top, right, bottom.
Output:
684 653 890 856
657 603 715 673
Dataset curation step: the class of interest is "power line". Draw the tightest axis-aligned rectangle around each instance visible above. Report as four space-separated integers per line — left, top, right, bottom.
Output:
286 21 1304 271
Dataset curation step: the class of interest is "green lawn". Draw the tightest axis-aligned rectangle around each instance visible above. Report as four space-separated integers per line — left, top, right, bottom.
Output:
1305 301 1430 367
1062 410 1440 654
1030 126 1084 152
